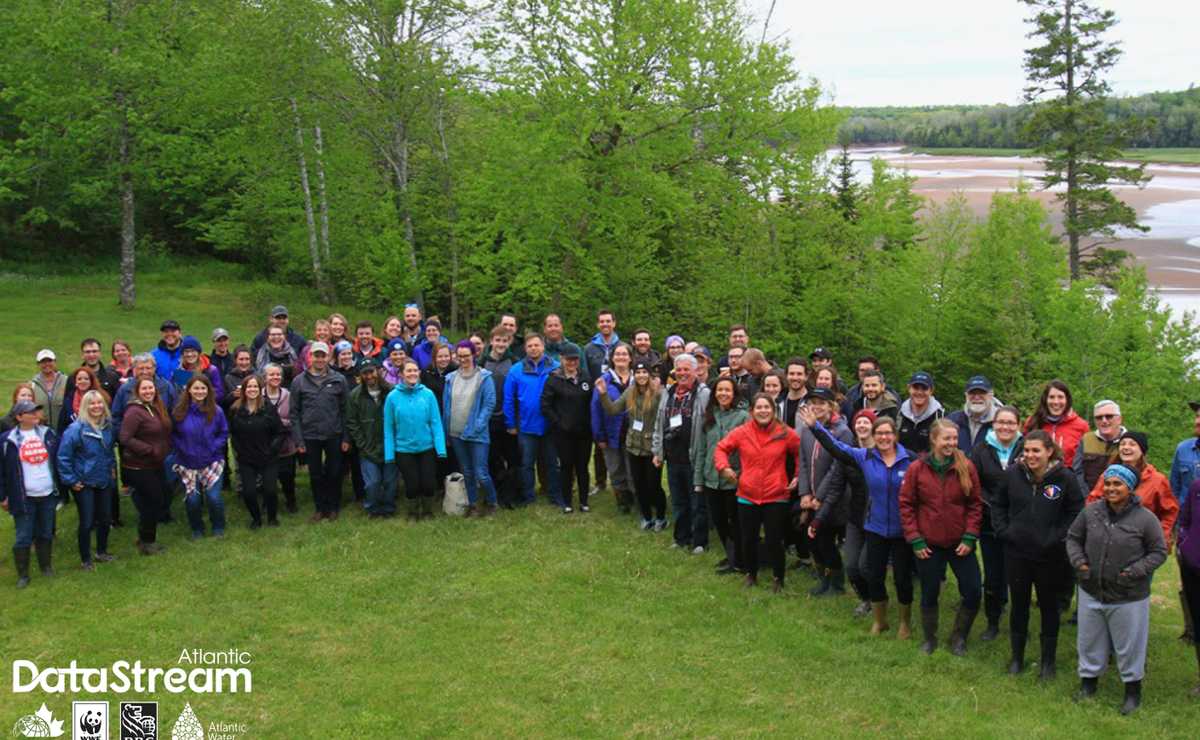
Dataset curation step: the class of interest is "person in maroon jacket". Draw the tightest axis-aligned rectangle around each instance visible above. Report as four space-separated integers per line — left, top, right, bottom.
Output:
900 418 984 656
118 378 173 555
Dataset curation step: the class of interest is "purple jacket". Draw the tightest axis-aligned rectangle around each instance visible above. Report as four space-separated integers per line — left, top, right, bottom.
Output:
171 404 229 469
591 369 629 447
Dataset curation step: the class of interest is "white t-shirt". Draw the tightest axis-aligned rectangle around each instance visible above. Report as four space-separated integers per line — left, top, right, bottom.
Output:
15 428 54 496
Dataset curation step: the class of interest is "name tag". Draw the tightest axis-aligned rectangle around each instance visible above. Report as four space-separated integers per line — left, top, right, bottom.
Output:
632 420 644 432
601 364 609 375
669 414 683 429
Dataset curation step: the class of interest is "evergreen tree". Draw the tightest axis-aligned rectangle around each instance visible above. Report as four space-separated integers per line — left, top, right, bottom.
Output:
831 141 859 222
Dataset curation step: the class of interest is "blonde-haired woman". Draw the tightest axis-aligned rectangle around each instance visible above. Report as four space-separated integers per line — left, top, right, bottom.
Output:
899 419 984 656
56 390 118 570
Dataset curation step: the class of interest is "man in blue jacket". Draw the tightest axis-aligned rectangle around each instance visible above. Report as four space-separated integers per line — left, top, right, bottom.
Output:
151 320 185 380
504 333 561 507
1170 399 1200 644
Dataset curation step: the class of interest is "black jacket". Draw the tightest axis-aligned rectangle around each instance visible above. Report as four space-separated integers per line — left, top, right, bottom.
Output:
970 437 1025 535
992 460 1085 561
228 402 286 467
540 369 593 438
222 369 255 412
64 364 121 401
420 364 455 411
250 326 306 356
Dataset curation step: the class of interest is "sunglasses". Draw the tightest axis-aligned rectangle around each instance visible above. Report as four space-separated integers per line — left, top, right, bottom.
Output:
1095 414 1118 421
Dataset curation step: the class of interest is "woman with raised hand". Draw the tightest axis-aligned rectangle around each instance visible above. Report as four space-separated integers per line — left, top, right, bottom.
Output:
799 404 915 637
119 377 172 555
1085 431 1178 549
592 343 636 514
171 375 230 539
992 430 1084 680
969 405 1024 642
1067 464 1167 714
692 376 749 574
228 375 286 529
384 359 446 520
1024 380 1089 476
56 390 118 570
900 419 984 656
262 364 298 514
596 361 666 530
715 393 801 592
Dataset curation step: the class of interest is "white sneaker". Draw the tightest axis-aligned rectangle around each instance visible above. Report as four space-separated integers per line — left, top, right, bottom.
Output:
640 518 653 531
580 505 590 513
692 546 706 555
562 506 573 514
589 486 601 497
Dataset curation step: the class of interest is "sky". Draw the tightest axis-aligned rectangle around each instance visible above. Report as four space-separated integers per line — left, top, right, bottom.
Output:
747 0 1199 107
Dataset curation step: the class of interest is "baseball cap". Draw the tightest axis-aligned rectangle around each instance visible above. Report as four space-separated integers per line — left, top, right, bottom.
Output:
271 305 289 318
35 349 56 362
633 361 651 373
357 356 382 371
810 347 832 360
11 400 42 416
160 320 180 331
808 387 836 403
908 371 933 388
693 345 713 360
309 341 330 355
965 375 992 392
560 342 582 359
211 328 230 342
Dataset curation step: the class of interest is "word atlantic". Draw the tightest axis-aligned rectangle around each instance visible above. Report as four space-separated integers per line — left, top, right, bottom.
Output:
12 655 252 694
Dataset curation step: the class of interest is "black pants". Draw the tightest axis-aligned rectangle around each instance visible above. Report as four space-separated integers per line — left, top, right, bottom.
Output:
278 455 297 509
707 488 741 567
304 438 343 514
811 523 845 571
1181 558 1200 641
123 467 165 545
397 449 438 499
739 501 789 581
342 445 365 503
488 421 521 506
557 434 592 508
238 458 279 525
1006 548 1069 645
627 453 665 519
593 443 607 489
865 532 915 604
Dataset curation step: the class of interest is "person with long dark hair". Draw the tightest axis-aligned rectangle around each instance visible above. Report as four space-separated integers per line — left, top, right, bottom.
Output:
384 359 446 520
1024 380 1090 475
692 376 749 574
262 364 299 514
596 361 665 530
900 419 984 656
228 375 286 529
970 405 1024 642
592 342 636 513
119 377 172 555
172 375 229 539
56 390 117 570
992 429 1085 679
800 406 915 637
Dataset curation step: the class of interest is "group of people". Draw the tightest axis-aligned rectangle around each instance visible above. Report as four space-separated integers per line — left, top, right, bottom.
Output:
4 305 1200 714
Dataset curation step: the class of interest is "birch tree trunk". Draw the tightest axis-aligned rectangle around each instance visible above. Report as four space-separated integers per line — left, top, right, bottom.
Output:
313 122 332 265
291 98 331 301
117 97 136 309
434 99 459 332
390 118 424 309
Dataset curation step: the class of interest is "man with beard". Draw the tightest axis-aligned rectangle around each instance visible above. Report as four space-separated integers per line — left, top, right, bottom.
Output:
398 304 425 356
630 329 661 378
843 370 898 421
250 305 306 356
782 358 811 429
948 375 1003 452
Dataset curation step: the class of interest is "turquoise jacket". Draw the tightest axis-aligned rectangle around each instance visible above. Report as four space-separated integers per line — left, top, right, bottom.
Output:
383 382 446 461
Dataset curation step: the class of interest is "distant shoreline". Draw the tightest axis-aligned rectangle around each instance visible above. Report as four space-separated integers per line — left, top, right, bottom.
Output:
879 146 1200 166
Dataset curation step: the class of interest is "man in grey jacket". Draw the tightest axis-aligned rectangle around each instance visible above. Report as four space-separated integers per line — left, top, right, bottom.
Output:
1066 463 1168 715
652 353 710 553
289 342 350 522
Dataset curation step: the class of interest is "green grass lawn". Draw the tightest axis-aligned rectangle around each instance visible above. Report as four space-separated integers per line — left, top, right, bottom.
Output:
1 259 1197 737
905 147 1200 165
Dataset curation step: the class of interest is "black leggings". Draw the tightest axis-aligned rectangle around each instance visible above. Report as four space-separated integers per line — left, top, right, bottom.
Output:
627 453 666 519
239 459 279 524
397 449 438 499
706 488 742 566
865 532 915 604
811 523 845 571
123 466 165 545
557 435 592 508
1006 549 1069 643
739 501 789 581
278 455 297 508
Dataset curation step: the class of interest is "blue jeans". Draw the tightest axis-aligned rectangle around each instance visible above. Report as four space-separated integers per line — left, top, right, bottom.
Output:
666 462 706 547
518 432 561 505
11 495 57 548
916 544 982 610
451 438 496 506
74 486 112 562
360 458 398 515
184 476 226 536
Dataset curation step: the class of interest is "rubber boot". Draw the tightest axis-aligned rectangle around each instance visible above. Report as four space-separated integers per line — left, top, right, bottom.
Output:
826 568 846 596
1038 636 1057 681
809 570 830 597
981 592 1003 641
1073 676 1099 702
14 547 31 589
948 606 978 657
1008 632 1027 674
1181 588 1195 644
870 601 890 635
406 497 420 521
897 604 913 640
1119 680 1142 715
34 539 54 577
919 607 939 655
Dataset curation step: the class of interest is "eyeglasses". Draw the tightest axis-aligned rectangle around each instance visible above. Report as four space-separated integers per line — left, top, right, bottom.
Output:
1095 414 1118 421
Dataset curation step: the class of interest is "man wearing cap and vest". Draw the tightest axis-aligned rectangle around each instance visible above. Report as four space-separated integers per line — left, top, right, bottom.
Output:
208 328 235 379
898 371 944 454
30 349 67 432
250 305 307 356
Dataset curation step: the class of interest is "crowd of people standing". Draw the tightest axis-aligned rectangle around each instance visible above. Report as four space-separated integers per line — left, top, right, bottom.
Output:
4 304 1200 714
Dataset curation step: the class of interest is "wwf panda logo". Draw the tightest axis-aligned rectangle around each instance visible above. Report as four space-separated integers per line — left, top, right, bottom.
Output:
582 382 590 391
1042 484 1062 501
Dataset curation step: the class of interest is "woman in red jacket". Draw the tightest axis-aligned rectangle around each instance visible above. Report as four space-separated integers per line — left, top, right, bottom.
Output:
714 393 801 593
900 419 984 656
1024 380 1089 470
1085 430 1178 548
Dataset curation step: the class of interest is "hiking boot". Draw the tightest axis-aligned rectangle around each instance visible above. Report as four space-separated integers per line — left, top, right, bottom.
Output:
980 619 1001 642
809 571 830 597
34 539 54 577
14 547 30 588
1008 633 1027 675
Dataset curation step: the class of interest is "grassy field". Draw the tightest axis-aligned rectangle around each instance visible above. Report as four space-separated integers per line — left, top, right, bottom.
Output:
905 147 1200 165
1 259 1197 737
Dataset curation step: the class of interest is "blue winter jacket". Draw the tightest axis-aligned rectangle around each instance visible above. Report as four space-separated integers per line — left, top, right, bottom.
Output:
412 337 451 371
814 420 914 538
1170 436 1200 506
383 382 447 460
56 420 117 489
590 369 629 447
441 368 495 444
152 340 184 381
0 425 59 515
169 364 225 405
171 404 229 470
503 355 559 435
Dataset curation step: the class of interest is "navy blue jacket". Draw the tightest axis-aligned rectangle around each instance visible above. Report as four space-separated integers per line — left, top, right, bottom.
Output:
0 425 59 515
56 420 117 489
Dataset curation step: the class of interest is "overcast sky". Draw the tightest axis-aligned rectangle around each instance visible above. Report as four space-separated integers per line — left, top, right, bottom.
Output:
747 0 1199 107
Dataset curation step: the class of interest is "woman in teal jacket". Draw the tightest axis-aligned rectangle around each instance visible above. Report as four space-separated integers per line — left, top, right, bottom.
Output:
56 390 117 569
384 359 446 520
692 377 749 574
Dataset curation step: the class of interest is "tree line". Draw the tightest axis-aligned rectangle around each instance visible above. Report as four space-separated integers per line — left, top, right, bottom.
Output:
840 87 1200 149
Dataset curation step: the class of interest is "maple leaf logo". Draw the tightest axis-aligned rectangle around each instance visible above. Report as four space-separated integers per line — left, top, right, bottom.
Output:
36 705 64 738
11 703 65 738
